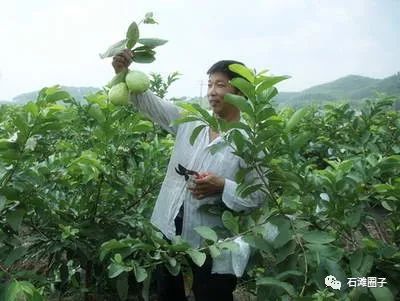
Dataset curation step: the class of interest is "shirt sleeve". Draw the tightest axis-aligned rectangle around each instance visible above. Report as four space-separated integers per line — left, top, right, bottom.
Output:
221 158 267 212
129 90 181 135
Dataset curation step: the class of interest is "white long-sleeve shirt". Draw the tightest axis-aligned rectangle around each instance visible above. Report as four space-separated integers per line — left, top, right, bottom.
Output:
129 91 265 276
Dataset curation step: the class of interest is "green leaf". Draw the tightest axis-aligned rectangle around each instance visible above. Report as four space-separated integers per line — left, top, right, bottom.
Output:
4 280 23 301
190 125 206 145
166 261 181 276
268 216 293 249
141 273 151 301
191 103 213 122
286 107 308 132
5 247 27 267
218 241 240 252
126 21 139 44
108 263 126 278
381 201 393 211
359 255 374 276
114 253 123 263
100 239 129 261
186 249 207 267
194 226 218 242
25 102 39 117
45 90 71 103
243 234 273 252
237 183 263 198
170 237 191 252
6 209 25 232
88 104 106 124
256 76 290 95
230 77 255 99
99 39 128 59
0 195 6 212
176 103 200 114
276 241 297 263
116 273 128 301
106 69 128 88
126 39 136 49
345 208 361 228
132 45 155 53
369 287 394 301
209 245 221 258
234 167 252 183
305 244 343 261
256 277 296 296
167 257 177 268
172 116 201 126
134 265 148 282
132 50 156 63
20 281 36 296
263 87 279 101
229 130 246 153
35 121 63 133
132 121 154 133
276 270 304 281
221 121 252 134
0 139 17 151
257 107 276 121
377 155 400 173
291 131 312 151
222 211 239 234
223 93 253 115
138 38 168 48
324 259 347 289
350 249 363 272
228 64 255 83
302 231 335 244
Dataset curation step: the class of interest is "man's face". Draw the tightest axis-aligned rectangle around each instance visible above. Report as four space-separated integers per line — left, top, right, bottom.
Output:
207 72 239 118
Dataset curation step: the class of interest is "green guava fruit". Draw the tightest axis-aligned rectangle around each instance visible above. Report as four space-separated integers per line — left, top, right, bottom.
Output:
125 70 150 93
109 82 129 105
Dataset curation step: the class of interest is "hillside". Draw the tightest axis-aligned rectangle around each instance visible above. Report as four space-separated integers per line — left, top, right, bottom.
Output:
302 75 380 97
274 73 400 107
12 86 100 104
5 73 400 108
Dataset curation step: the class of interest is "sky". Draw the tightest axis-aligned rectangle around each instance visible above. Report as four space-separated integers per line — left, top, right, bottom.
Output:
0 0 399 101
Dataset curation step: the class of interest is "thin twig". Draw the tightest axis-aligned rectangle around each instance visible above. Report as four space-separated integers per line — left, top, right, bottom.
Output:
289 219 308 296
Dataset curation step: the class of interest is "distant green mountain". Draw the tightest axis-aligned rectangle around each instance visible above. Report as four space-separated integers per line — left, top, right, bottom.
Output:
6 73 400 108
275 73 400 107
302 75 380 96
12 86 100 104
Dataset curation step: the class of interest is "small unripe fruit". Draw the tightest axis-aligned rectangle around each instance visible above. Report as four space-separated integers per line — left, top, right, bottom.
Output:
109 82 129 105
125 70 150 94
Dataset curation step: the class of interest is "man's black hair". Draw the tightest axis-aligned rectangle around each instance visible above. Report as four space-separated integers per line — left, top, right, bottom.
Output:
207 60 246 80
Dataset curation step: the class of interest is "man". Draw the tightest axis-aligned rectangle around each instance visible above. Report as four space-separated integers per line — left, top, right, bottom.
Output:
112 50 265 301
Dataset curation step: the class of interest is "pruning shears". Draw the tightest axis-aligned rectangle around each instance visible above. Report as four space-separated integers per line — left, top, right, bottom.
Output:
175 164 199 181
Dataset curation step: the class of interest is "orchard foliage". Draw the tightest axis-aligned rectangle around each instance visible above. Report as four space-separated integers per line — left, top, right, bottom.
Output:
1 68 399 300
0 83 174 300
172 65 400 301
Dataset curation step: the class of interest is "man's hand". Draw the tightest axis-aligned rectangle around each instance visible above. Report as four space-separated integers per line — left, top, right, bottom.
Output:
112 49 133 74
188 172 225 199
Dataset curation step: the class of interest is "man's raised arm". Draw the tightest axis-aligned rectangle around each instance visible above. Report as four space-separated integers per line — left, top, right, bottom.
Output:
112 50 181 135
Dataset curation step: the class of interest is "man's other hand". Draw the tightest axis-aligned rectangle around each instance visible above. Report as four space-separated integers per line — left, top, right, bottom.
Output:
188 172 225 199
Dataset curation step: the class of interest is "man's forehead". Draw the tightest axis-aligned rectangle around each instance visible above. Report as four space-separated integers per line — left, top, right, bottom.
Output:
208 72 230 82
